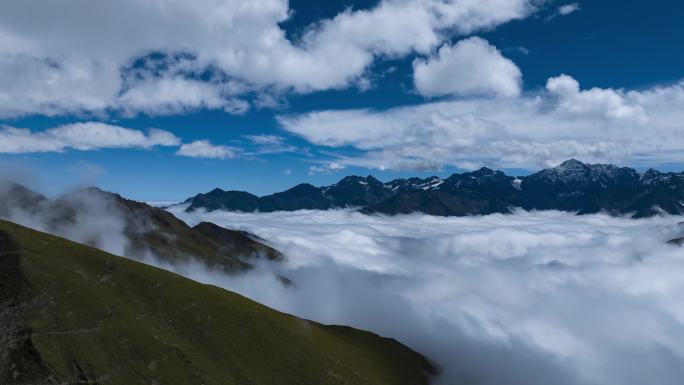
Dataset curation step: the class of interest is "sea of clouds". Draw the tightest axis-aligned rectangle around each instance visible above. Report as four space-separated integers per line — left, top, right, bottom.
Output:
164 207 684 385
3 176 683 385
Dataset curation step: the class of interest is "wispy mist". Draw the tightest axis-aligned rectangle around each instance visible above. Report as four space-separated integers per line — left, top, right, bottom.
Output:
0 182 132 256
169 207 684 385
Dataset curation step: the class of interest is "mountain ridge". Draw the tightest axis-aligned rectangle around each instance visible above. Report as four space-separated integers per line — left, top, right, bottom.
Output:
0 219 436 385
0 183 282 274
184 160 684 218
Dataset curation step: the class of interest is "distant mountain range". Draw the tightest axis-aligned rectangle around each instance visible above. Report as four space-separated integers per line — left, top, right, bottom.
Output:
183 159 684 218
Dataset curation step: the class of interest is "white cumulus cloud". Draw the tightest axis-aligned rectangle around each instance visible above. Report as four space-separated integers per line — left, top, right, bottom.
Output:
413 37 522 97
0 0 541 117
546 74 647 122
117 77 250 116
279 75 684 170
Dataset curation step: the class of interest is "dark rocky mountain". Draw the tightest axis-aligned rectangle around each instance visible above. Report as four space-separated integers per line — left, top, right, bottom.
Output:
185 188 259 212
520 160 644 215
364 168 521 216
258 183 331 211
0 184 282 273
631 169 684 217
520 160 684 217
185 175 393 212
184 159 684 218
385 176 445 193
193 221 282 261
324 175 394 207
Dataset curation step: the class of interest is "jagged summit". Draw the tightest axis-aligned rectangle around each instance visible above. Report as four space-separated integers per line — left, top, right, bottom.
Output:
384 175 444 193
183 160 684 218
334 175 382 185
469 167 497 177
557 158 586 168
536 159 638 183
543 159 589 178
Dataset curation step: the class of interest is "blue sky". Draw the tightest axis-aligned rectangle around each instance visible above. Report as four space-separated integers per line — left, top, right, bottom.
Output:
0 0 682 200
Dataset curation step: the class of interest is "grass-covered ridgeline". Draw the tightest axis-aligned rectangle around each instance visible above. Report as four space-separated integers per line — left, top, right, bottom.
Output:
0 220 435 385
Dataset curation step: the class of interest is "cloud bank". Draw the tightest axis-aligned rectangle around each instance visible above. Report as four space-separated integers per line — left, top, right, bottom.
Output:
0 122 179 154
174 135 303 160
0 0 541 117
279 75 684 170
167 208 684 385
0 122 303 159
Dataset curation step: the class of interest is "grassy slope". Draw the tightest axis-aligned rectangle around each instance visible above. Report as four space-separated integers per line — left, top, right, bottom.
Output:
0 220 435 385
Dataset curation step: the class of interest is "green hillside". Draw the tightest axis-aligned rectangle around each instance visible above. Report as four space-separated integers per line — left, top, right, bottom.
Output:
0 220 435 385
54 187 282 272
